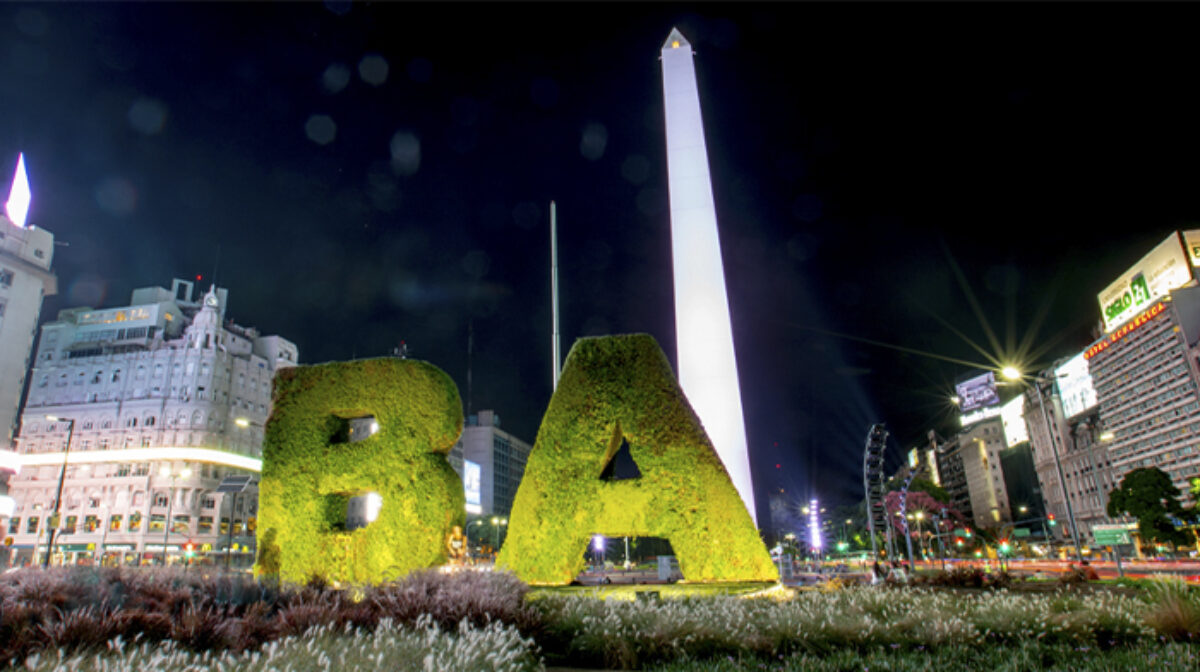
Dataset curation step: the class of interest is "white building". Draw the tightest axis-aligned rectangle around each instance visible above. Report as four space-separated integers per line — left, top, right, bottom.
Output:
4 279 297 566
0 154 57 527
452 410 531 518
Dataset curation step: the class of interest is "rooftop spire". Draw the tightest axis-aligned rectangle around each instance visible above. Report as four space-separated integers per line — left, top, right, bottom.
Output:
5 153 31 228
662 27 691 52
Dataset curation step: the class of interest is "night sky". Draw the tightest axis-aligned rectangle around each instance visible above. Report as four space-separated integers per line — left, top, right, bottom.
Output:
4 3 1200 521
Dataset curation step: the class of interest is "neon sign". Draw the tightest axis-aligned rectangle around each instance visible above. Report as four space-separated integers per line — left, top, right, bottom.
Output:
1084 301 1165 360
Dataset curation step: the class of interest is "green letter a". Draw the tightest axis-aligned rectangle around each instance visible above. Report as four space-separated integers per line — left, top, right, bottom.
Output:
256 358 464 584
497 334 778 584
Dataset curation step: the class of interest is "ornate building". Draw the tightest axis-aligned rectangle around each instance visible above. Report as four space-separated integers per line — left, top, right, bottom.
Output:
4 279 296 566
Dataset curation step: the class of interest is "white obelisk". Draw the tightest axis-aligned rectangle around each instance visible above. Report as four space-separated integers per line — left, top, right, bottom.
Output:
661 28 757 525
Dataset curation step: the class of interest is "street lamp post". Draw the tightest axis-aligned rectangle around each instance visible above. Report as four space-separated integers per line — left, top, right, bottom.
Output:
1003 368 1084 563
42 416 75 568
160 466 192 566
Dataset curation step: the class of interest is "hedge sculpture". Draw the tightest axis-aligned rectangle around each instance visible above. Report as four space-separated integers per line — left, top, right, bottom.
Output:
256 357 464 584
496 334 778 584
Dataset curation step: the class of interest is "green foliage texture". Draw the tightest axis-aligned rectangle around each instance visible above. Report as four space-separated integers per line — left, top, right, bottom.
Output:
496 334 778 585
1106 467 1190 548
256 358 464 584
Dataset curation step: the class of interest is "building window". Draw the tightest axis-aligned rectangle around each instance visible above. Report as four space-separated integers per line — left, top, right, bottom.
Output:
7 518 18 534
64 515 77 534
112 369 121 382
202 496 215 509
172 515 190 533
84 515 100 532
117 464 131 477
149 514 164 532
109 514 123 531
153 493 169 507
199 516 213 533
128 512 142 531
26 517 38 534
0 268 13 287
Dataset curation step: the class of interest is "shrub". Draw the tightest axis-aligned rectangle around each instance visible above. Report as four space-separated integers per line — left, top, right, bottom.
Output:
1143 576 1200 641
498 334 777 585
257 357 465 585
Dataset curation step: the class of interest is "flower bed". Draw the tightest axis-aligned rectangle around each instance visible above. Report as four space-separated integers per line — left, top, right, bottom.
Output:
3 567 1199 670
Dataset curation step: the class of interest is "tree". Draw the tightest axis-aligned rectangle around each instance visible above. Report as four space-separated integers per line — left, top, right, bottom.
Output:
1107 467 1190 549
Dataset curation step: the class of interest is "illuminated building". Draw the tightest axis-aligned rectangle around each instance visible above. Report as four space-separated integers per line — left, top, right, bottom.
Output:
0 154 57 528
1023 354 1117 546
661 28 756 524
4 279 297 566
956 416 1013 528
1020 230 1200 545
1088 285 1200 497
449 410 531 517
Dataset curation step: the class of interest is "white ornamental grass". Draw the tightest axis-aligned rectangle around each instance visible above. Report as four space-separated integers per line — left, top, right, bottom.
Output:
19 616 541 672
537 585 1158 665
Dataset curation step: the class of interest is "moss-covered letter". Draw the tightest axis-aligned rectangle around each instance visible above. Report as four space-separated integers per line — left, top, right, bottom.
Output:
256 358 464 584
497 334 777 584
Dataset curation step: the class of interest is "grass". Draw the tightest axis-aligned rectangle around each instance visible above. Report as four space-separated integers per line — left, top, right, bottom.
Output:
647 641 1200 671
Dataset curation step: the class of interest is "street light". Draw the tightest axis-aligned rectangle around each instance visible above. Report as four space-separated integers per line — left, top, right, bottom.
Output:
42 415 75 568
1001 366 1084 562
490 516 508 552
160 465 192 566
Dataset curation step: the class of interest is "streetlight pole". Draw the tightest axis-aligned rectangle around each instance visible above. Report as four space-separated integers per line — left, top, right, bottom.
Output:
43 416 75 569
160 466 192 566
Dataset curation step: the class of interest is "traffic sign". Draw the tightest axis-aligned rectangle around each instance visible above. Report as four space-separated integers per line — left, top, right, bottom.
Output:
1093 526 1133 546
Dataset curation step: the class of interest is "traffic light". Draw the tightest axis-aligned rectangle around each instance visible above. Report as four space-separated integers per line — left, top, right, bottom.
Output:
964 527 972 538
1047 513 1057 526
999 539 1011 555
184 541 195 559
955 537 965 548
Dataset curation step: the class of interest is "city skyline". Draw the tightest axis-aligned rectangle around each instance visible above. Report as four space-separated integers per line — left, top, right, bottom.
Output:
4 3 1200 513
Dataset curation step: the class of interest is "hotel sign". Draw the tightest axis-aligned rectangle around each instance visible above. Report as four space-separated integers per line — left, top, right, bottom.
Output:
1085 301 1166 360
1098 233 1192 333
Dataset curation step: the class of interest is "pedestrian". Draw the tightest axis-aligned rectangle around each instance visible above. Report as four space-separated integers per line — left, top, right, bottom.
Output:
1080 560 1100 581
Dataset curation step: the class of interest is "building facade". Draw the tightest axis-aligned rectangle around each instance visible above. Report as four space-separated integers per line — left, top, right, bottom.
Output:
4 279 297 566
451 410 531 518
0 156 57 529
1024 361 1118 547
1088 284 1200 498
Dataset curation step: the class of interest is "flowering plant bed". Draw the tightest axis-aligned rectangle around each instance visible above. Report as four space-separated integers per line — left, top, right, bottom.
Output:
3 567 1200 670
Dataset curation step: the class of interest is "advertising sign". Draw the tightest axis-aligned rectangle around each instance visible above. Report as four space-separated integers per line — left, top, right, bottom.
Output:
1000 396 1028 448
960 405 1002 427
956 372 999 412
1097 233 1193 332
1184 229 1200 268
1055 352 1098 418
907 448 919 469
463 460 482 515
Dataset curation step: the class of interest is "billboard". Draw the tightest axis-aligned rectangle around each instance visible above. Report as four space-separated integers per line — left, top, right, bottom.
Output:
956 371 999 412
1098 232 1193 332
1184 229 1200 268
1000 396 1028 448
1056 352 1098 418
463 460 482 515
